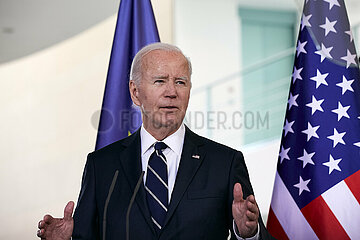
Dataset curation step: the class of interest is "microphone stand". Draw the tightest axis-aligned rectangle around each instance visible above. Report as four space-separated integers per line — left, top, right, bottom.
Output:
126 171 145 240
102 170 119 240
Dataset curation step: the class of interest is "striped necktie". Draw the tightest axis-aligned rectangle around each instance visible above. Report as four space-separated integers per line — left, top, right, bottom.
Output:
145 142 168 231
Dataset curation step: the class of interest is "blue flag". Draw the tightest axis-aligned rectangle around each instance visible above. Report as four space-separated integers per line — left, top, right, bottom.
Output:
95 0 160 150
268 0 360 239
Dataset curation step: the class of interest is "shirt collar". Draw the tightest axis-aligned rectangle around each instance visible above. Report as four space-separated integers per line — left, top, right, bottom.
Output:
140 124 185 156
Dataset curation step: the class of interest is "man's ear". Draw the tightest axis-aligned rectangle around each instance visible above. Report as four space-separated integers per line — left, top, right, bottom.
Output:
129 80 140 106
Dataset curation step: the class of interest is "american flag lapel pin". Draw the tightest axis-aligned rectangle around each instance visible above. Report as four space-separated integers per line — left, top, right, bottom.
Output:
192 154 200 159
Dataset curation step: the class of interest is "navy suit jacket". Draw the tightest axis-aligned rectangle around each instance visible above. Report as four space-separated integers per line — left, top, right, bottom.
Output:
72 126 273 239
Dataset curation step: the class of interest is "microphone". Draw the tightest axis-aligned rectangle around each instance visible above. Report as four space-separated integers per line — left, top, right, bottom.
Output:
103 170 119 240
126 171 145 240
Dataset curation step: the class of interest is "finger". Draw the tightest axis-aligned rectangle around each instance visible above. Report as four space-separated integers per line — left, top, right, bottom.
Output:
246 210 257 221
246 199 259 215
246 194 256 203
246 200 257 211
38 220 45 229
43 214 54 224
233 183 243 202
64 201 75 220
37 229 44 237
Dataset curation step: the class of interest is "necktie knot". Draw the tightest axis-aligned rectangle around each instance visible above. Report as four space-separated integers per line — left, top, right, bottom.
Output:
154 142 167 151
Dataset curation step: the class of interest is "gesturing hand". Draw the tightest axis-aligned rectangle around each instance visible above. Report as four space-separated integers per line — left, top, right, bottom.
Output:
37 201 74 240
232 183 259 238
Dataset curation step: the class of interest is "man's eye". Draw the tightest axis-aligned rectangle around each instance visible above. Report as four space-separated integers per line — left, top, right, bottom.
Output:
176 80 185 85
154 79 164 84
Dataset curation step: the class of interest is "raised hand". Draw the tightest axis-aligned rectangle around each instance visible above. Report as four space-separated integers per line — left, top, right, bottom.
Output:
37 201 74 240
232 183 259 238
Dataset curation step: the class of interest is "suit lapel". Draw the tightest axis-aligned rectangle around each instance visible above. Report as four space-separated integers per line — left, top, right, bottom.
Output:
163 126 206 227
118 130 156 235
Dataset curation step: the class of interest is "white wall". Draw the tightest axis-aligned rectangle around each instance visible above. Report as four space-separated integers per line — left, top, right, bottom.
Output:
0 16 114 240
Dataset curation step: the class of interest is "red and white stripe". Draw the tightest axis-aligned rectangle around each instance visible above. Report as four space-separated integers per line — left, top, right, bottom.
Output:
267 170 360 239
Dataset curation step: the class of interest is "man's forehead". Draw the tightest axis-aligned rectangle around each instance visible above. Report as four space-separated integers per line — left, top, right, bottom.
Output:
143 49 186 63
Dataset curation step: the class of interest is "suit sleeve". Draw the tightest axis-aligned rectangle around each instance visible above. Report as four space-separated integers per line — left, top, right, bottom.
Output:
228 151 275 240
72 153 100 240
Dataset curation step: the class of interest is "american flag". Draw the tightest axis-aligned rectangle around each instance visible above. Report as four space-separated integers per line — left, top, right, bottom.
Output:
267 0 360 239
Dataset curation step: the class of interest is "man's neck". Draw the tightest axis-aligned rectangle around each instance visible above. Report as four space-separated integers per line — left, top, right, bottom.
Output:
143 123 182 141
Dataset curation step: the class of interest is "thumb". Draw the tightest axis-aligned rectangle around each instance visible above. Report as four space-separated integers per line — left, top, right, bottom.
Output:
63 201 74 221
233 183 243 203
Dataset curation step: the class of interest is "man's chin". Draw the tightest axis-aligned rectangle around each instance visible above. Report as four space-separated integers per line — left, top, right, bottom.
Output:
152 119 181 130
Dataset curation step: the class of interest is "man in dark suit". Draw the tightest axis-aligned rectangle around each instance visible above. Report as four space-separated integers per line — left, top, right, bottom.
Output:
37 43 273 240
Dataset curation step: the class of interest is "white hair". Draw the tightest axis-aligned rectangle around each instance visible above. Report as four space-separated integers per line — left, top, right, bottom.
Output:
130 42 192 85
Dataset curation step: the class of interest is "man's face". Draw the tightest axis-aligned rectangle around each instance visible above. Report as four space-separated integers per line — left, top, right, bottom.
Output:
130 50 191 133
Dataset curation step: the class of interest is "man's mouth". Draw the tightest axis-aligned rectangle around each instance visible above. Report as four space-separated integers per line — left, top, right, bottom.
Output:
160 106 178 110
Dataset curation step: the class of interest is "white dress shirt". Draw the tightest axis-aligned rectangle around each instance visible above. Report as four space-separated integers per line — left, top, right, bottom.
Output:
140 124 259 240
140 124 185 203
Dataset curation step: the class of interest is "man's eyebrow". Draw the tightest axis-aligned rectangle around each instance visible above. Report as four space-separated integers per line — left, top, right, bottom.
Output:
175 76 189 81
152 75 168 79
152 75 188 81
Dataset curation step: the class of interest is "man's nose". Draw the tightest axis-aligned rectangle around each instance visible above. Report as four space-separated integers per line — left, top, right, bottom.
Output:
164 82 177 98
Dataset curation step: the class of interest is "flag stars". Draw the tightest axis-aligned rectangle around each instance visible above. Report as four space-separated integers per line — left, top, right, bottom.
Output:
294 176 311 195
345 30 354 42
341 50 357 68
301 14 312 30
315 43 333 62
323 0 340 10
331 102 350 121
327 128 346 147
292 67 303 83
320 17 337 36
283 119 295 136
306 96 324 115
336 76 354 95
302 122 320 141
310 69 329 88
288 93 299 110
323 155 342 174
296 40 307 57
279 146 291 164
298 149 315 168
